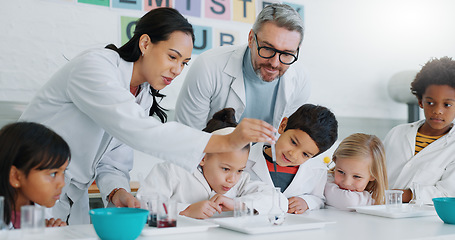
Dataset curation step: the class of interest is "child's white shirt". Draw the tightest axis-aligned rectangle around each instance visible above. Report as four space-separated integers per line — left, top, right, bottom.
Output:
137 162 288 214
324 175 374 211
245 142 327 210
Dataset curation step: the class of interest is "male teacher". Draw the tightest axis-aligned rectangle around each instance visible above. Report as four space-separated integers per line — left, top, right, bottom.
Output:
175 3 310 129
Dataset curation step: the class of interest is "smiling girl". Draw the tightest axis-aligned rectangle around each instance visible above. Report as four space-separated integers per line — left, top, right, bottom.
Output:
325 133 388 210
0 122 70 229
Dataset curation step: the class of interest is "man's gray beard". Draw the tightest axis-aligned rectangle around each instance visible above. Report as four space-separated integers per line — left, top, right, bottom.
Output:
255 69 280 83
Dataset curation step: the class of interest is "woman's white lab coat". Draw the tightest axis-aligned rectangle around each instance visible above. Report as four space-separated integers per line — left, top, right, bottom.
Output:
137 162 288 214
19 48 211 224
384 119 455 203
244 143 327 210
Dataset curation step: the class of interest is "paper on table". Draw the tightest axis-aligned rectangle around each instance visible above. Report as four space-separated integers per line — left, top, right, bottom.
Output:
349 204 437 218
209 214 333 234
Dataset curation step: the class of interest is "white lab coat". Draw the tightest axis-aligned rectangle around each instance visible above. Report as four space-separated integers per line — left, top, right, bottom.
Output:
175 44 311 130
384 119 455 204
137 162 288 214
245 142 327 210
324 175 373 211
19 48 211 224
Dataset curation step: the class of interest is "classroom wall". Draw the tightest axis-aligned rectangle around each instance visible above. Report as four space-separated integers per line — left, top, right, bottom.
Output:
2 0 455 180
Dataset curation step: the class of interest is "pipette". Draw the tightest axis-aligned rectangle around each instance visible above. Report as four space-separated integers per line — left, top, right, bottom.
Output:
271 133 277 172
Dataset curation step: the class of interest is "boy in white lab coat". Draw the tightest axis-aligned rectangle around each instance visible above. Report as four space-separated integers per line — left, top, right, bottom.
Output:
245 104 338 214
137 108 287 219
384 56 455 204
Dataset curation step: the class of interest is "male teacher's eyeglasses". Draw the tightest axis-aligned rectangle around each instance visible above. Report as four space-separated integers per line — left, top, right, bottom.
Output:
254 33 299 65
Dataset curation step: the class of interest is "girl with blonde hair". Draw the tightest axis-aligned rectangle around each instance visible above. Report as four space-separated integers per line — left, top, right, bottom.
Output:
325 133 388 210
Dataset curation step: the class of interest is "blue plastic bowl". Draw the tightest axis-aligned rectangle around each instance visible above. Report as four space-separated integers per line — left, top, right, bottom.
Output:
433 197 455 224
89 208 148 240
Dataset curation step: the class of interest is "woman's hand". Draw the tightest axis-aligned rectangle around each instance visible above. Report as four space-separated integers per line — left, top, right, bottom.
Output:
111 188 141 208
45 218 67 227
205 118 276 153
287 196 309 214
180 200 222 219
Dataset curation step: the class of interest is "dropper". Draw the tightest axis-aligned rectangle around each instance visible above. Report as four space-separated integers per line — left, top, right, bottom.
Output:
271 133 277 172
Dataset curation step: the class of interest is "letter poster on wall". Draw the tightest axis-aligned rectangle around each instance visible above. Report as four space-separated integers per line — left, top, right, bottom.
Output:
174 0 201 18
205 0 231 20
113 0 142 10
233 0 255 23
193 25 213 55
78 0 109 6
121 16 139 45
144 0 173 12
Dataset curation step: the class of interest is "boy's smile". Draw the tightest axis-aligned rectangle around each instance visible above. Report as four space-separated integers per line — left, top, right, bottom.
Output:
418 84 455 136
266 128 319 167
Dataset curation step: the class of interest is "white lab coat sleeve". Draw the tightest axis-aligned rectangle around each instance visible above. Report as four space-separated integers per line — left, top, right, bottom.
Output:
324 181 373 211
423 161 455 201
175 54 213 130
295 169 327 210
235 173 288 214
66 51 210 172
95 138 133 207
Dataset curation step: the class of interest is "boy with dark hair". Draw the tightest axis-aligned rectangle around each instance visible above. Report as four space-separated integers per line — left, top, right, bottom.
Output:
245 104 338 213
385 56 455 204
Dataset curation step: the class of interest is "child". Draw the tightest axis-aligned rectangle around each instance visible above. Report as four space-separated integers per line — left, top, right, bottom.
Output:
384 56 455 204
137 108 287 219
0 122 70 229
324 133 388 210
245 104 338 214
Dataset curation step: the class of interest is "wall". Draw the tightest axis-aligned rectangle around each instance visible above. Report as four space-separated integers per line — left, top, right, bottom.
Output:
2 0 455 180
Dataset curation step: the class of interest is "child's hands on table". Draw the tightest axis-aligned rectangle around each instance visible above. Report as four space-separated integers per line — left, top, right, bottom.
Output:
210 194 234 211
287 197 309 214
46 218 67 227
180 200 222 219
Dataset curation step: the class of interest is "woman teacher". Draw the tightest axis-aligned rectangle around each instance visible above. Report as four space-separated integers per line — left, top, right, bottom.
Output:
19 8 276 224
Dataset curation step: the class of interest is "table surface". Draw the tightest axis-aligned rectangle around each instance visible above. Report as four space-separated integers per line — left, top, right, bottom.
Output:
4 207 455 240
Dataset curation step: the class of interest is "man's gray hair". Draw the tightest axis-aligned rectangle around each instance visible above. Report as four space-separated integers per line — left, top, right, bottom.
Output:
252 3 304 45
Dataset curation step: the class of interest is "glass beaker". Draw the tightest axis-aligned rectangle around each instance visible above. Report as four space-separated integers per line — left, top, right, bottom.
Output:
409 182 423 208
385 190 403 210
268 187 286 225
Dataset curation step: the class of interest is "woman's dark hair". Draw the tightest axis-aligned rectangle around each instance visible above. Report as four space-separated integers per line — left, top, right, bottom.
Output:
285 104 338 156
0 122 71 226
202 108 250 151
105 7 195 123
411 56 455 100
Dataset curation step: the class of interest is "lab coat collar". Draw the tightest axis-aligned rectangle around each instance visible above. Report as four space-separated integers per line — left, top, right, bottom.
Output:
407 119 455 154
248 142 279 186
224 45 248 120
193 167 217 198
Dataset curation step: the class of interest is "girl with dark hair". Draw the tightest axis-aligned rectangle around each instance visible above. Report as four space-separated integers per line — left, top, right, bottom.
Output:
19 8 276 224
0 122 70 229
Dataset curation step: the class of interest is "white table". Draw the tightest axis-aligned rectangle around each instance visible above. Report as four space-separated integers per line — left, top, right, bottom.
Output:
4 208 455 240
